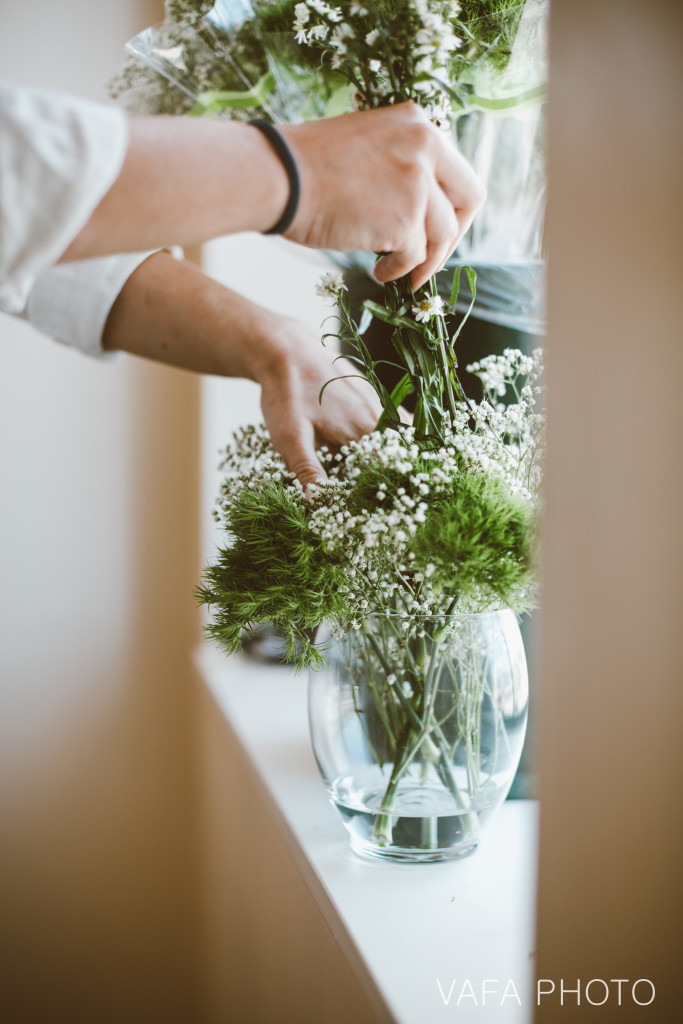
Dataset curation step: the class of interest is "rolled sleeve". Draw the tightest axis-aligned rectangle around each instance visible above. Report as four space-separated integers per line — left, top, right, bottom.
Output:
21 252 156 359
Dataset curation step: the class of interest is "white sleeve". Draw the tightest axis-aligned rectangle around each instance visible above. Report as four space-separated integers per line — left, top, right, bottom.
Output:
21 252 155 360
0 81 129 315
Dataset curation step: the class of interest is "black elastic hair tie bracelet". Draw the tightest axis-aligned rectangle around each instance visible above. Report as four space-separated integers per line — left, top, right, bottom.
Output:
249 119 301 236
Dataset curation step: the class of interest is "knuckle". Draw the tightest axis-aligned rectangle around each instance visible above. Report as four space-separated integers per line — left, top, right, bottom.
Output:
401 101 428 124
471 179 487 208
405 120 434 156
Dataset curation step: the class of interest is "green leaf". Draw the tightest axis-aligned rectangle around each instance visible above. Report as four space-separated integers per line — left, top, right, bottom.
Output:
413 340 440 384
449 265 464 308
323 82 356 118
413 397 427 435
450 266 478 346
389 373 414 409
390 331 416 375
358 307 374 336
318 374 371 405
362 300 418 332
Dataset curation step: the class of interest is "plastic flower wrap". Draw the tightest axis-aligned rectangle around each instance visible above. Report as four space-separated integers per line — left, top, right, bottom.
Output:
111 0 343 121
112 1 547 124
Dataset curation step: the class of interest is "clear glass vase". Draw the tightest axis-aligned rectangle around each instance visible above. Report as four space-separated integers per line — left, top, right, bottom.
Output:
309 610 529 863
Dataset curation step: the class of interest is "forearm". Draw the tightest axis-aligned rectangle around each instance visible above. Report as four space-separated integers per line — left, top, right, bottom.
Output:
101 250 291 382
61 104 484 287
64 119 289 262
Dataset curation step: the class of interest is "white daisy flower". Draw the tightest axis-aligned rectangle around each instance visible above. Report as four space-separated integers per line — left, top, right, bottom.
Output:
412 294 445 322
315 271 347 302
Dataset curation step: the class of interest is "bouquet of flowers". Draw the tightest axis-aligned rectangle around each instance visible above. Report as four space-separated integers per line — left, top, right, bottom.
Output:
201 311 543 666
115 1 546 857
112 1 545 121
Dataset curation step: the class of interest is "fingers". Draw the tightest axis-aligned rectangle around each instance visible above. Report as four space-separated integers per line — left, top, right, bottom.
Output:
264 407 328 491
374 240 424 285
371 111 482 286
320 367 383 441
282 103 484 281
260 340 381 491
278 424 327 491
374 182 459 288
431 126 487 239
409 182 460 290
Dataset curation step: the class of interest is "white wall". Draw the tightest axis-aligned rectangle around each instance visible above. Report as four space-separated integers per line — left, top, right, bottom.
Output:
0 5 201 1021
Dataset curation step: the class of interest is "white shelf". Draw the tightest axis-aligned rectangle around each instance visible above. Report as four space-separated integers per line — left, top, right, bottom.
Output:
196 644 538 1024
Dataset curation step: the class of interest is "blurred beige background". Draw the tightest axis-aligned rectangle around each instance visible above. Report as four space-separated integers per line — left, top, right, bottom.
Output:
0 3 201 1021
535 1 683 1020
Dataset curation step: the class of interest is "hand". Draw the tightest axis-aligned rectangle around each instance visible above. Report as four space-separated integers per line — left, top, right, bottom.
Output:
281 103 485 290
258 322 382 490
63 102 482 285
102 252 381 489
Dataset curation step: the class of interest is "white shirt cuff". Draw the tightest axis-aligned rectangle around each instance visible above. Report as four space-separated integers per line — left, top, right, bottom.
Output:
22 252 156 359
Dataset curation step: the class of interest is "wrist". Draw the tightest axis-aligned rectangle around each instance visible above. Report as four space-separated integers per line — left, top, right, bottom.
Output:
249 121 301 235
243 124 291 235
241 313 298 385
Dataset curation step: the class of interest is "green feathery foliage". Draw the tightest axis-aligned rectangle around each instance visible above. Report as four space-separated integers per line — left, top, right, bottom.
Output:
457 1 526 73
196 484 348 668
410 473 537 611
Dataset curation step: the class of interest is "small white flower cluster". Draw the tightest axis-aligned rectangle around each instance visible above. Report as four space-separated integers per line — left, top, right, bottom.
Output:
293 1 342 45
292 0 465 118
214 347 541 628
308 430 476 621
466 348 545 497
214 423 300 521
467 348 541 398
410 0 463 121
